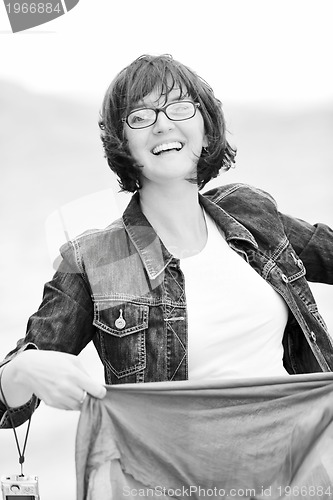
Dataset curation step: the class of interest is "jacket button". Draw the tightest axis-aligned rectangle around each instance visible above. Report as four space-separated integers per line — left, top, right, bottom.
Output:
115 309 126 329
309 331 316 342
281 274 289 283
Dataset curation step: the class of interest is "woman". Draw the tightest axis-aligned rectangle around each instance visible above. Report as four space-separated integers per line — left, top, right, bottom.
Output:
1 54 333 426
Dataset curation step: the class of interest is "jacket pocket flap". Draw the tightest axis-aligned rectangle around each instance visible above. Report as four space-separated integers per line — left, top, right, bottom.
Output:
93 301 149 337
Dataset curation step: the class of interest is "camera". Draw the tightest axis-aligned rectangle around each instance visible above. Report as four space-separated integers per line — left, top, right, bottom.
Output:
1 475 39 499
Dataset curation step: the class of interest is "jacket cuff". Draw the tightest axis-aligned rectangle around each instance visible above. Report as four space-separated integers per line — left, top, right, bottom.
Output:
0 395 40 429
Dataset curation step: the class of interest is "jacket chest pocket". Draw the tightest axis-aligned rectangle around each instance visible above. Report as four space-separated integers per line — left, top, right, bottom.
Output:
93 301 149 379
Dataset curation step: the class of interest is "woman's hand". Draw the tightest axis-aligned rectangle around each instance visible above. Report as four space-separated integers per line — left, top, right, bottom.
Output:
1 349 106 411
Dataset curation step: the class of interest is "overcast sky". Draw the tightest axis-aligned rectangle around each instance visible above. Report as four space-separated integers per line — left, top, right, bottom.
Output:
1 0 332 106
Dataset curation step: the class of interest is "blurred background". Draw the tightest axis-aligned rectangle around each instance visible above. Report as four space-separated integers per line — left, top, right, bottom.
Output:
0 1 332 498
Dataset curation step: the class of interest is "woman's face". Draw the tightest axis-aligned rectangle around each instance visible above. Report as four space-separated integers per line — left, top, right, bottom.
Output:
123 86 207 188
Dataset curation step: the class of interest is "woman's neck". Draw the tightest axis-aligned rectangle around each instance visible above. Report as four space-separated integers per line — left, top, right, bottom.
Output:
139 181 207 258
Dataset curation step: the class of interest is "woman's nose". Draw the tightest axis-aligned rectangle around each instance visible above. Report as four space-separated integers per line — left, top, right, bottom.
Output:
152 110 175 133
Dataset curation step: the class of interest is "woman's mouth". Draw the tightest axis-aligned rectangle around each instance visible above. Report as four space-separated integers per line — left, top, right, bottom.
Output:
151 142 183 155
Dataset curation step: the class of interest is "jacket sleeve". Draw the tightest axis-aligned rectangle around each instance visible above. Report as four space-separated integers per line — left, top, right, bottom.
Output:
279 212 333 285
0 241 95 428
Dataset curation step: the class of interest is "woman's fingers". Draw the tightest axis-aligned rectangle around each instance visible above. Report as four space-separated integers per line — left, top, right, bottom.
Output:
69 356 107 402
78 371 107 401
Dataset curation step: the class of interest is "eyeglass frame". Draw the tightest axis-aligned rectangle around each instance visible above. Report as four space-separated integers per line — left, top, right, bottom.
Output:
121 100 201 129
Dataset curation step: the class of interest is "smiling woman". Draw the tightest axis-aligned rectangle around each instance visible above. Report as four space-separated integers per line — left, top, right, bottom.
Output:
1 53 333 498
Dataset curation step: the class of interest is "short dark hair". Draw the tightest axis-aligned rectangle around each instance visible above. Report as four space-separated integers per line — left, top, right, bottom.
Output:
99 54 236 192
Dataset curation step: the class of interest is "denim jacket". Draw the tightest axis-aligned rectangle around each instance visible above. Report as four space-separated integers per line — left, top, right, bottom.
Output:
1 183 333 427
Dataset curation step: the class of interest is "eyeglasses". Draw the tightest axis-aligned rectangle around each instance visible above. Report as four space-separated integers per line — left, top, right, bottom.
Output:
122 100 200 129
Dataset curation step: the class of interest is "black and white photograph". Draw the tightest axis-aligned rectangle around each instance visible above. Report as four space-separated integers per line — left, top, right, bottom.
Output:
1 1 333 499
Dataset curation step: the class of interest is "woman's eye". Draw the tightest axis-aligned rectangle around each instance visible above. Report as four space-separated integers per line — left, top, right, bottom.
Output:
131 110 152 122
172 103 191 113
132 115 145 122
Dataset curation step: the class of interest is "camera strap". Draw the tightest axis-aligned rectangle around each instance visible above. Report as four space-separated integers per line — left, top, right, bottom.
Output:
0 366 32 476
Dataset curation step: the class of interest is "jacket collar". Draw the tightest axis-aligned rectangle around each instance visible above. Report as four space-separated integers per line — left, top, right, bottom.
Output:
199 193 258 249
122 191 258 280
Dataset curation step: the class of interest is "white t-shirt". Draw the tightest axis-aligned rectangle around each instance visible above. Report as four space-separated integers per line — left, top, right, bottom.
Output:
180 211 290 380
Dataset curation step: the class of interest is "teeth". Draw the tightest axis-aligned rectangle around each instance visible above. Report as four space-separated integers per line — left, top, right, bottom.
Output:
152 142 183 155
